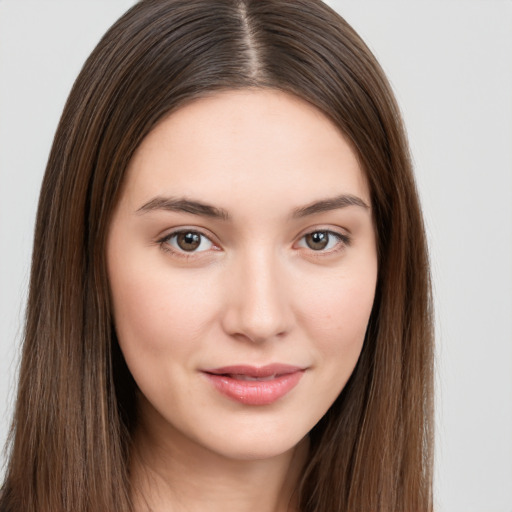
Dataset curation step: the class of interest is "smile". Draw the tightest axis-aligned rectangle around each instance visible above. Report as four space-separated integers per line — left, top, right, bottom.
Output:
202 364 306 405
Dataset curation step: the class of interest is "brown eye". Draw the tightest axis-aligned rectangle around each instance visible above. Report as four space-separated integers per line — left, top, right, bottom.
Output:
176 232 201 251
163 230 214 253
304 231 330 250
297 230 349 253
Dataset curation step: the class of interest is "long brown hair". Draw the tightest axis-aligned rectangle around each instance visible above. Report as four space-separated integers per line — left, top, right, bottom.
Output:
0 1 433 510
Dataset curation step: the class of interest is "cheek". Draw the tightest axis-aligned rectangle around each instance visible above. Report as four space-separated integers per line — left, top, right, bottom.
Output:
108 259 220 363
297 264 377 364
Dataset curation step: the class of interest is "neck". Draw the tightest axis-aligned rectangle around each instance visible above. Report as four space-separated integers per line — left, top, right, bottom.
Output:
130 402 309 512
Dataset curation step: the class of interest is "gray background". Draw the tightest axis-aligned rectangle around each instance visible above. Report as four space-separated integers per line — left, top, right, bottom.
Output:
1 1 511 510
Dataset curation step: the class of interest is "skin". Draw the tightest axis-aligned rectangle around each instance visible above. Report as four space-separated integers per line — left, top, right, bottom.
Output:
107 89 378 512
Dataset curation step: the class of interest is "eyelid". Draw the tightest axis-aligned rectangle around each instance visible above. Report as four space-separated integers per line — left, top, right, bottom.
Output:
294 227 351 254
157 227 220 257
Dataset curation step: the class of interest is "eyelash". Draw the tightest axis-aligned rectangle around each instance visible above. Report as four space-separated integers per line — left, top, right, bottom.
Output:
157 229 218 260
296 230 351 257
157 228 351 259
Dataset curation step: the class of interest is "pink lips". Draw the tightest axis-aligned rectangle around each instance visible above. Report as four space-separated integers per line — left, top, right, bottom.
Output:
202 364 305 405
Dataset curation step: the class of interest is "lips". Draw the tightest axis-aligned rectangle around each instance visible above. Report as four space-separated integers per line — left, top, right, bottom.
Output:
202 364 305 405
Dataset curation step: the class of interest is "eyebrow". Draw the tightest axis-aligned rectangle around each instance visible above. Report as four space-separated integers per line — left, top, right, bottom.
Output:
136 194 369 220
291 194 370 218
136 196 230 220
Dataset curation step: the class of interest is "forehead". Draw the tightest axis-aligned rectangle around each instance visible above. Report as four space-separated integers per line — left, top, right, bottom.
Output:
121 89 370 215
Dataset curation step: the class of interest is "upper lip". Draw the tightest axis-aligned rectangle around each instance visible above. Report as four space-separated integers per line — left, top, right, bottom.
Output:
203 364 305 378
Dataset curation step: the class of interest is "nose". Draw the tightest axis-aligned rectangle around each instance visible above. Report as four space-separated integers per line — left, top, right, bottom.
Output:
221 248 293 344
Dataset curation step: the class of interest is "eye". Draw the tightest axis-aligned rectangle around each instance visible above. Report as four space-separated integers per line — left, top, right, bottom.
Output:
162 230 214 253
297 230 349 252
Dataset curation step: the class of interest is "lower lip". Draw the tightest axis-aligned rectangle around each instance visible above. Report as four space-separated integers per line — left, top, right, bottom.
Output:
204 371 304 405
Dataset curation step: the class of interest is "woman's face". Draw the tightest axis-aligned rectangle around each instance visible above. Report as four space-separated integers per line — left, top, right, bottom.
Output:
107 89 377 461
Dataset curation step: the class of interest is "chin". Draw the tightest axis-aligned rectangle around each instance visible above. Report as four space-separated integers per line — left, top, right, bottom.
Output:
199 430 310 463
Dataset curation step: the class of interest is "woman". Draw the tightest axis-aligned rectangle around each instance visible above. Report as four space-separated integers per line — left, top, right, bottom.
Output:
0 1 433 511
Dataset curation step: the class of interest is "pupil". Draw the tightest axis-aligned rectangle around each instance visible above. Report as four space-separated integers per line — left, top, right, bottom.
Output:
177 232 200 251
307 231 328 250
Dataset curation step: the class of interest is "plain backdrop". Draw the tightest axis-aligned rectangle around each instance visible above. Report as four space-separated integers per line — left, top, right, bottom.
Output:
1 1 511 510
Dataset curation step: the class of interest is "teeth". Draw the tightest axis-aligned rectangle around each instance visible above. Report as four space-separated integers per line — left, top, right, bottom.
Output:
230 373 277 381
